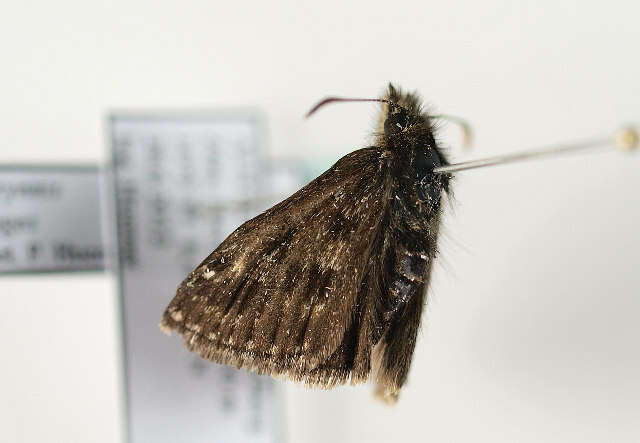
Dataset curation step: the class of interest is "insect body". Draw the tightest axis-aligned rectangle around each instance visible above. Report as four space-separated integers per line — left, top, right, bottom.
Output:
161 84 447 402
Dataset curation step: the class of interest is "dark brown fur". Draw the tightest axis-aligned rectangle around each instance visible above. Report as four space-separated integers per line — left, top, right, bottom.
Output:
160 84 449 402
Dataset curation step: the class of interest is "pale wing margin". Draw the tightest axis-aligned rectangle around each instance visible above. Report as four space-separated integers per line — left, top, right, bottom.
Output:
161 147 392 386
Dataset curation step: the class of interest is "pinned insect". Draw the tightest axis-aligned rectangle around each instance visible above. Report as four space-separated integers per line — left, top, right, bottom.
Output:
160 84 637 402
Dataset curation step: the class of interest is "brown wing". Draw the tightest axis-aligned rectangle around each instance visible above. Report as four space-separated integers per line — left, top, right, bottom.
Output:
160 146 393 386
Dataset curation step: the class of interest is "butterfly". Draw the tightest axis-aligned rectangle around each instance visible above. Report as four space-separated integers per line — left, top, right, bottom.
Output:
160 84 637 403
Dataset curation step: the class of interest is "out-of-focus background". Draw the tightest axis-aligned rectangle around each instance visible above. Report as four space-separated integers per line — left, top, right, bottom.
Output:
1 1 639 442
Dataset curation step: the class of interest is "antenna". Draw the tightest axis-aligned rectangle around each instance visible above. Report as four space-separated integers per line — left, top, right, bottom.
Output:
430 114 473 149
305 97 392 118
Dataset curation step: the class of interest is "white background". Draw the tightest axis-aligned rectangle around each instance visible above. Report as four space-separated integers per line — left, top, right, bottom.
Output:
1 1 639 442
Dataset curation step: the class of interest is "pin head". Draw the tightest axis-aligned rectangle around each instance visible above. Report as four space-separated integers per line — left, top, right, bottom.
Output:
613 127 639 152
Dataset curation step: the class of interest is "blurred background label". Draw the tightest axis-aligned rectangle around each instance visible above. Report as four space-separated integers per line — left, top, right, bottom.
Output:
0 166 104 273
110 113 302 443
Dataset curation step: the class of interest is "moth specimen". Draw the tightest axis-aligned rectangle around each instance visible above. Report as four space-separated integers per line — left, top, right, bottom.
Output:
160 84 637 402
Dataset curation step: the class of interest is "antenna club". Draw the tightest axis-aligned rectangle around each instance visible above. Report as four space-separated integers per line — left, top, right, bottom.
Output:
460 122 473 150
430 114 473 151
613 127 639 152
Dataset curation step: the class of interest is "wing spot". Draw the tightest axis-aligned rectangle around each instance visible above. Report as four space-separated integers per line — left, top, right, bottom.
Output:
203 268 216 279
185 322 201 333
170 310 184 322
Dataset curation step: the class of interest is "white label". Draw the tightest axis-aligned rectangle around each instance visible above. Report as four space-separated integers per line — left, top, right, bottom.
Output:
110 113 300 443
0 167 103 273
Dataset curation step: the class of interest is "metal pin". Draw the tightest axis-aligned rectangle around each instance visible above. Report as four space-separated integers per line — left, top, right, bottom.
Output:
433 126 638 175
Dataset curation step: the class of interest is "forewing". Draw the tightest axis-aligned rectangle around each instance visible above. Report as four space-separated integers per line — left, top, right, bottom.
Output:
161 147 392 383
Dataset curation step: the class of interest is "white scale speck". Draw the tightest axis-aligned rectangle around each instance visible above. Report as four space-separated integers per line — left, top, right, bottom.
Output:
203 268 216 279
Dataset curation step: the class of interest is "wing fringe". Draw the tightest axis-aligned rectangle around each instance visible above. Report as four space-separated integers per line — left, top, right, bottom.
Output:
161 315 370 388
